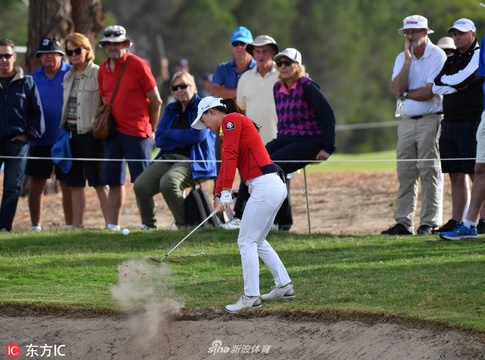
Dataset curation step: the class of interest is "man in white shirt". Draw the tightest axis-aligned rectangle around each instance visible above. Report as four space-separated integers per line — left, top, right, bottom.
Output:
382 15 446 235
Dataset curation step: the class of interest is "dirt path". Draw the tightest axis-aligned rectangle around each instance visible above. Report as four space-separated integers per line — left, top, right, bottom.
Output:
12 171 453 234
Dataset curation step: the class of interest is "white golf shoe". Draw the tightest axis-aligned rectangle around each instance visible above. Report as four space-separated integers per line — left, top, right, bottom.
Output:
261 284 295 301
225 295 262 313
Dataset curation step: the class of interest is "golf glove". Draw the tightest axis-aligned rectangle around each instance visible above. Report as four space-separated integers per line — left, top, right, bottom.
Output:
220 190 232 206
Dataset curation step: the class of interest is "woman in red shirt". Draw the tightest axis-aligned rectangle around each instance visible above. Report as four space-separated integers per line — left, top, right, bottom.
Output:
192 96 294 313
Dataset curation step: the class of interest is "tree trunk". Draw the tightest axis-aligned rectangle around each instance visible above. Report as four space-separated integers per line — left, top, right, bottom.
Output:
27 0 105 72
71 0 105 51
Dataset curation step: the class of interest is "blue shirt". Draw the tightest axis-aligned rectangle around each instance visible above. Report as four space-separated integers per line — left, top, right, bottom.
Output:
212 58 256 89
30 61 72 146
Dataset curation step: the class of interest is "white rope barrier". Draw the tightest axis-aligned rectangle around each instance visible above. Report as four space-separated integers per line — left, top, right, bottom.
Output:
0 156 480 163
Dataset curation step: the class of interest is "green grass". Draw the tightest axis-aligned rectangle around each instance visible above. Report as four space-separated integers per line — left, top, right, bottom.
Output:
305 150 396 173
1 228 485 331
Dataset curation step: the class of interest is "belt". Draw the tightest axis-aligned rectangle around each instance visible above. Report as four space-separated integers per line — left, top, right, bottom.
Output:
408 112 443 120
245 164 287 186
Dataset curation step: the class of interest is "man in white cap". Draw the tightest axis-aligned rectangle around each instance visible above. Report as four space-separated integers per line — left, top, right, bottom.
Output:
220 35 280 230
440 16 485 240
382 15 447 236
432 19 485 238
98 25 163 231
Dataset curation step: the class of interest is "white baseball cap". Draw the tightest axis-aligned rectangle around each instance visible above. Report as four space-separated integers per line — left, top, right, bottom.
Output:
448 18 476 33
397 15 434 36
191 96 225 130
273 48 302 64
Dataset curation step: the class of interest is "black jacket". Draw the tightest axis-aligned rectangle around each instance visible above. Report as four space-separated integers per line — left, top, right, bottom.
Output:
434 40 484 122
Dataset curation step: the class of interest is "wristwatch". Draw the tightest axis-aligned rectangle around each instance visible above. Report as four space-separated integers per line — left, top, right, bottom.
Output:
402 91 408 98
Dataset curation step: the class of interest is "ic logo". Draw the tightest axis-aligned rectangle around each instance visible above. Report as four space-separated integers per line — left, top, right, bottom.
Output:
6 343 20 358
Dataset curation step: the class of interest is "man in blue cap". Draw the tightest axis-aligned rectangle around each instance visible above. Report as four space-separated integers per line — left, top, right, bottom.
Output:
209 26 256 101
208 26 256 224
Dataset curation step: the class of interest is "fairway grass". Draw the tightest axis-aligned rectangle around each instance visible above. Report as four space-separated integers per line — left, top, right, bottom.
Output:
302 150 396 173
1 228 485 332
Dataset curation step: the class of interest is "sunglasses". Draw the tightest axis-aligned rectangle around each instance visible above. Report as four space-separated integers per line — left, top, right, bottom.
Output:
275 60 295 67
171 83 189 91
231 41 246 47
0 53 14 59
104 30 123 37
66 48 83 56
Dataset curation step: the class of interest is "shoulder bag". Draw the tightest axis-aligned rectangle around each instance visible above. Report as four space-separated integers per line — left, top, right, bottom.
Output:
92 55 130 140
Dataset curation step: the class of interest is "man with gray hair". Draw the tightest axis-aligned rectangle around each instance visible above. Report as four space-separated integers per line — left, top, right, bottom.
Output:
382 15 446 235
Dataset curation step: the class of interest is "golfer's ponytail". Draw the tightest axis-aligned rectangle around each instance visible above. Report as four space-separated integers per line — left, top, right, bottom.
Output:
219 99 261 131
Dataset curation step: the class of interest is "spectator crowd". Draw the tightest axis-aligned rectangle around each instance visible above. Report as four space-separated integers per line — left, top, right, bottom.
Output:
2 13 485 244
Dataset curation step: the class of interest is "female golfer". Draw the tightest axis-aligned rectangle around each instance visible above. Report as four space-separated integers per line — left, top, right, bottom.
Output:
191 96 294 313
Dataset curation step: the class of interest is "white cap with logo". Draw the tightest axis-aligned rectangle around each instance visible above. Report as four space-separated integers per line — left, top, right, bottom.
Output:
447 18 476 33
397 15 434 36
191 96 226 130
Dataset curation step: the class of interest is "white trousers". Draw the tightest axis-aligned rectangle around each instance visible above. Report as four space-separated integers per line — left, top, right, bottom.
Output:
237 173 291 296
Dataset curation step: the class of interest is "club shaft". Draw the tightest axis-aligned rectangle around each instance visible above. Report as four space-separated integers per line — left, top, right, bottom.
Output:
157 209 218 262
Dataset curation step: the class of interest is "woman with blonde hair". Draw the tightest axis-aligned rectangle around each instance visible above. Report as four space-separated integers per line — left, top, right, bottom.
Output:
134 71 216 229
60 32 110 228
267 48 336 230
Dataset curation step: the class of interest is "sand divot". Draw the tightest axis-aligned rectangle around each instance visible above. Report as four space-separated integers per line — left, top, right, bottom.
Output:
111 259 183 347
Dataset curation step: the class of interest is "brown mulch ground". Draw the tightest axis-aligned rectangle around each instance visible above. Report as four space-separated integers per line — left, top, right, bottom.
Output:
12 171 452 234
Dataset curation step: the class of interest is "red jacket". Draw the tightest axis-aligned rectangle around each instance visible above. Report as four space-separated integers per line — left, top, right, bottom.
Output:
215 113 273 194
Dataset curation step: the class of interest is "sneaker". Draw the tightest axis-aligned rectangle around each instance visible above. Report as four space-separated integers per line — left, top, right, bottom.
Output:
270 223 279 231
220 217 241 230
140 224 156 230
439 222 478 241
31 226 42 232
477 219 485 234
432 219 458 234
261 284 295 301
417 225 434 235
381 223 413 235
278 224 291 232
225 295 262 313
107 224 120 231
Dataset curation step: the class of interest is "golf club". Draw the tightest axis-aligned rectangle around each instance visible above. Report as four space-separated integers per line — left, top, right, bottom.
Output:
145 209 219 263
